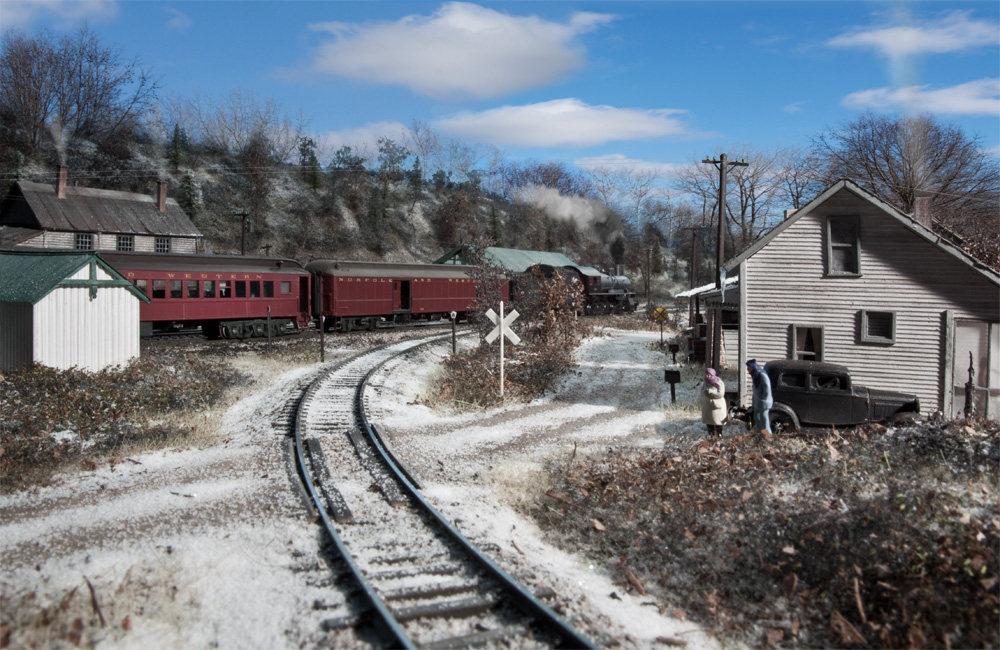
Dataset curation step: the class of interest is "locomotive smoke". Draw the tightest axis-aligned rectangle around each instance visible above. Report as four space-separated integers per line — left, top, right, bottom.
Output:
515 184 625 257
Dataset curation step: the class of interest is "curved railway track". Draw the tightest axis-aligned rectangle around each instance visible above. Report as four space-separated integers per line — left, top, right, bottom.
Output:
291 334 597 649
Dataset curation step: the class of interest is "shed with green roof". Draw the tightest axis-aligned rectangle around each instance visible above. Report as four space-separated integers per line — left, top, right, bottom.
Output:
0 250 148 372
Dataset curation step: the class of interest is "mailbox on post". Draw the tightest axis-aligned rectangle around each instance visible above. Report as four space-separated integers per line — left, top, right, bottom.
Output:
668 343 680 364
664 369 682 403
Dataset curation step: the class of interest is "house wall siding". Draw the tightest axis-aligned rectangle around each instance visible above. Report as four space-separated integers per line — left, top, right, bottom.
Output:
32 265 140 371
744 188 998 414
15 232 198 253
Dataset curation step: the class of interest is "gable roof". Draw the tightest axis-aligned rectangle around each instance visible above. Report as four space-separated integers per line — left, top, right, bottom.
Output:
0 250 150 304
1 181 201 237
725 178 1000 286
433 246 577 273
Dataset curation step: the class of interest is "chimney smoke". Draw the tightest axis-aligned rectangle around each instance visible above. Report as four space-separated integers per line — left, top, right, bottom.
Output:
157 181 167 213
56 166 67 199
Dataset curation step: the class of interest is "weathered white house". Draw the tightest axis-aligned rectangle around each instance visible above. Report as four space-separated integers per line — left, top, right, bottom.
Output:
707 179 998 419
0 166 201 253
0 250 149 372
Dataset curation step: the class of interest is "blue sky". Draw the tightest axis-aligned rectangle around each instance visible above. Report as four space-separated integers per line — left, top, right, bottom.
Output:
5 0 999 176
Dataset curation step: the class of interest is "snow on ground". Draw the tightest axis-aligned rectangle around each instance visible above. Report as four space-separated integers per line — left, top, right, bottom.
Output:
1 329 733 649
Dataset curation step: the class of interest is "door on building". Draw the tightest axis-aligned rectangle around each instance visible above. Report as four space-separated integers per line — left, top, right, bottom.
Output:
952 320 999 419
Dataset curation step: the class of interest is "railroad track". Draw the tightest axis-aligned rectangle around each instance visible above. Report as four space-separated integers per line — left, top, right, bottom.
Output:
292 334 597 649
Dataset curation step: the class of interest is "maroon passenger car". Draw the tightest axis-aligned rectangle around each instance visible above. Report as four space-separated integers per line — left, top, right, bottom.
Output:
102 252 311 338
306 259 505 332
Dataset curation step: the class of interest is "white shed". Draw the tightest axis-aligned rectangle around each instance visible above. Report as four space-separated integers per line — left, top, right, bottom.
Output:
0 250 150 372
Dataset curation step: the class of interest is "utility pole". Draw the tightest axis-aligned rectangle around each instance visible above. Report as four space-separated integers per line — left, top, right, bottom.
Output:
701 154 747 371
234 210 250 255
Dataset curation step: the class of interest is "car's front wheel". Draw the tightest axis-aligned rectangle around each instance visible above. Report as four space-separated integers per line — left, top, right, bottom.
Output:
770 410 798 435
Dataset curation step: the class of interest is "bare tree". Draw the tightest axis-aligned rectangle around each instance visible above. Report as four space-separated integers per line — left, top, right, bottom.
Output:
1 27 159 153
812 113 999 265
776 147 825 210
189 89 303 160
406 119 441 177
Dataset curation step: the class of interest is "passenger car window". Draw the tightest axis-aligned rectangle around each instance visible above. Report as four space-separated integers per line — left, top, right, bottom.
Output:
219 281 231 298
152 280 166 299
203 281 215 298
187 280 199 298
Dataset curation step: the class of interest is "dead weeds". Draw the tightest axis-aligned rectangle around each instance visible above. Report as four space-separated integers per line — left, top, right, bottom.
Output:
533 420 999 648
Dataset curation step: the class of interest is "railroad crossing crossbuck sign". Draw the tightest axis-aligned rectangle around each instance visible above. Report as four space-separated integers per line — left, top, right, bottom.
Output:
485 304 521 345
484 301 520 398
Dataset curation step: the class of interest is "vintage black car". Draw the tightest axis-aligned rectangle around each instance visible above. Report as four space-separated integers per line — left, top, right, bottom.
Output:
735 360 920 432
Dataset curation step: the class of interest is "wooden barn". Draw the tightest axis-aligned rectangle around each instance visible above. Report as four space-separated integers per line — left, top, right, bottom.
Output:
0 166 201 253
0 250 150 372
710 179 999 419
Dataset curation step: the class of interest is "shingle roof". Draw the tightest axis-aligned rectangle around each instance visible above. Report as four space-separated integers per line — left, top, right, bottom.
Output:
433 246 577 273
0 250 149 304
2 181 201 237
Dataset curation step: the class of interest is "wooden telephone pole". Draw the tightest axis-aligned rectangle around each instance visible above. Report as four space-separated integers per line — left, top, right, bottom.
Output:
701 153 747 371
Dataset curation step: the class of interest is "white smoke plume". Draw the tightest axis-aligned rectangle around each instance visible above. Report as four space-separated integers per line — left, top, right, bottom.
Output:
515 184 608 228
515 184 625 258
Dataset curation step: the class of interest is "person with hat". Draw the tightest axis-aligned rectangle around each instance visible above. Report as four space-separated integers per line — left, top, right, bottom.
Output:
746 359 773 439
701 368 727 436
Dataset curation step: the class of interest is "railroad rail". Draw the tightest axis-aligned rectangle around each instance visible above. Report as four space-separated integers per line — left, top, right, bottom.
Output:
292 334 597 648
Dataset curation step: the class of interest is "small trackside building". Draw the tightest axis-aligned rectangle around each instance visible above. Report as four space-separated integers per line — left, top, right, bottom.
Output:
722 179 999 419
0 250 150 372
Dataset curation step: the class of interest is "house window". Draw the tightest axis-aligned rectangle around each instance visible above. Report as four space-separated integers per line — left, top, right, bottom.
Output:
155 237 171 253
826 216 860 276
791 325 824 361
116 235 134 251
861 310 896 345
75 233 94 250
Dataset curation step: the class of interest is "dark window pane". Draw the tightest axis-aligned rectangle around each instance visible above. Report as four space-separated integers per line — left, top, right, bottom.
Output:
249 281 260 298
170 280 183 299
219 281 231 298
187 280 199 298
263 281 274 298
235 282 246 298
204 281 215 298
153 280 166 299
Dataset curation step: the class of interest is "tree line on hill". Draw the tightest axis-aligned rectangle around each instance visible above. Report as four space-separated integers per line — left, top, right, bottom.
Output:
2 26 997 283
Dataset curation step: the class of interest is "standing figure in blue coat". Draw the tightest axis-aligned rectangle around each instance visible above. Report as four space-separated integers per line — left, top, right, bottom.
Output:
746 359 773 439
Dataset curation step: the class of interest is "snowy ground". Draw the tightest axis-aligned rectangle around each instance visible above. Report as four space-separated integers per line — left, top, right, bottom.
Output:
1 329 733 649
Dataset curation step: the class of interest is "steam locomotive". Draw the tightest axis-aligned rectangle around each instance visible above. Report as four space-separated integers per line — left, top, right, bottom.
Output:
523 264 638 315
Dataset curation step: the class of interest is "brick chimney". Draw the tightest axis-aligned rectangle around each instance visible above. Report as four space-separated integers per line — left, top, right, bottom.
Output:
157 181 167 212
913 190 934 229
56 165 67 199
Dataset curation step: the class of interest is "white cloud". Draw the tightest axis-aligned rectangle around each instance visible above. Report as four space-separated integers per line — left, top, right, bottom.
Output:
306 2 615 99
574 154 684 179
164 7 191 31
315 121 410 163
828 11 999 57
436 99 690 148
782 101 806 113
842 78 1000 116
2 0 117 28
